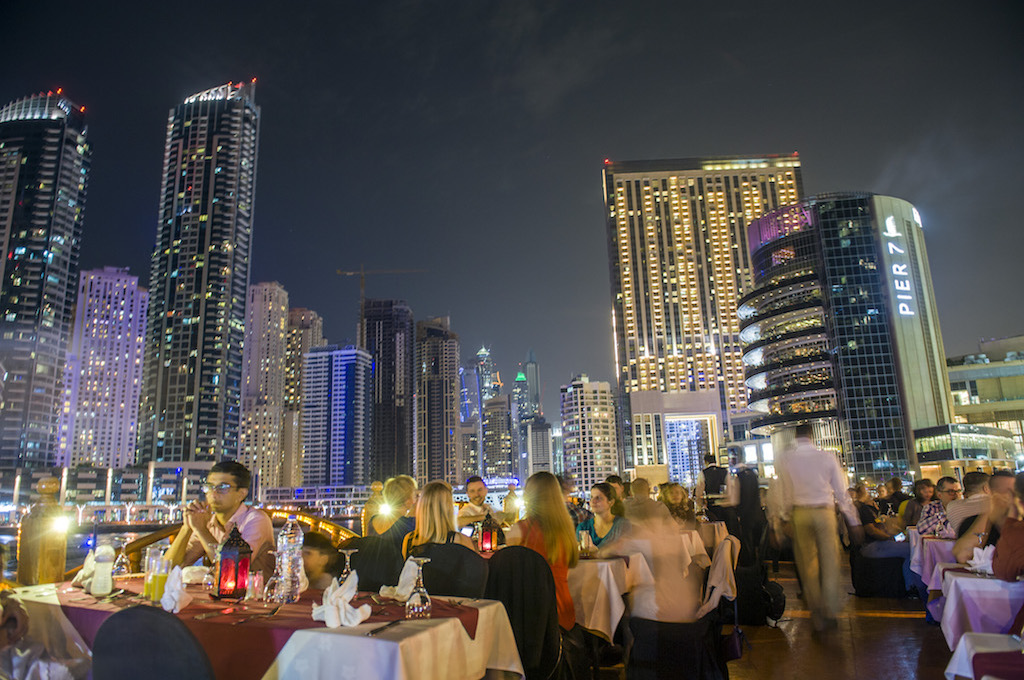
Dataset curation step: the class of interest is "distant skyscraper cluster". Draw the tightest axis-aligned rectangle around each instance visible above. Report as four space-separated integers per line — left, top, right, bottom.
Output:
0 78 1000 503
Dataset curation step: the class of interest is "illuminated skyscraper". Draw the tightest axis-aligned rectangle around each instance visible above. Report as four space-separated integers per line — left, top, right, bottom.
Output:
524 349 541 417
57 268 147 469
560 375 617 490
740 193 953 479
138 81 260 463
414 317 460 485
301 345 372 486
282 308 326 486
481 395 517 481
361 299 414 481
603 154 803 480
240 282 288 491
0 91 90 468
476 346 500 400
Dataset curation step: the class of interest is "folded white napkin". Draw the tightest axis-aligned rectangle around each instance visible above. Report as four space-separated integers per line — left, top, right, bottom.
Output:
967 545 995 574
71 550 95 589
312 571 370 628
161 566 194 613
379 558 418 602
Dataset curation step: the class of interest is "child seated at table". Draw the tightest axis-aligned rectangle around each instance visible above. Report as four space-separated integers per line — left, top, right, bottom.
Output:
302 531 340 590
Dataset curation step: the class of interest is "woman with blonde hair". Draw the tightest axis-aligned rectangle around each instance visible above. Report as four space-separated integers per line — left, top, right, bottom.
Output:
658 482 696 526
367 475 418 548
402 481 475 557
507 471 579 631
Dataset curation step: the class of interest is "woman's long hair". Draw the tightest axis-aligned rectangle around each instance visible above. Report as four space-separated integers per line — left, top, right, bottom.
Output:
411 481 457 547
524 472 579 568
383 474 418 510
591 482 625 517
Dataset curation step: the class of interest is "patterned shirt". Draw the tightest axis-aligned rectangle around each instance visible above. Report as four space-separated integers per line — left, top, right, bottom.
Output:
917 499 955 538
566 501 592 526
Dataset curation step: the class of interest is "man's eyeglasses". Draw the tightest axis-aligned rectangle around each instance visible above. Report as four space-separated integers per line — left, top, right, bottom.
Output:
201 482 237 494
939 487 963 495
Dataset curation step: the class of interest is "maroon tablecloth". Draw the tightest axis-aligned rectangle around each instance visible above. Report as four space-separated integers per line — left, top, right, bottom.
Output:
55 578 481 679
972 650 1024 679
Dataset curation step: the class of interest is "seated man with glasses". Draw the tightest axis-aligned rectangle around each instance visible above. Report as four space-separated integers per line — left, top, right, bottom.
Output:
916 476 961 538
166 460 275 577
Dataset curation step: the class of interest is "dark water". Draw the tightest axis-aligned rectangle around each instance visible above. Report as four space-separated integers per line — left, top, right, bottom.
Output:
1 516 361 578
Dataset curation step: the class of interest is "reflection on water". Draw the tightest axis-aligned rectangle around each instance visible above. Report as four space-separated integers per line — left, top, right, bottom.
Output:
0 516 360 579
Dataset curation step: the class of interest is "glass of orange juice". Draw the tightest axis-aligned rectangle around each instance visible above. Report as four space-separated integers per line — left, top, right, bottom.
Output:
151 558 170 602
142 546 164 599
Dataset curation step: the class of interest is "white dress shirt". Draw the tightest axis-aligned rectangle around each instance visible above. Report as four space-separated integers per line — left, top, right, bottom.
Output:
777 437 860 526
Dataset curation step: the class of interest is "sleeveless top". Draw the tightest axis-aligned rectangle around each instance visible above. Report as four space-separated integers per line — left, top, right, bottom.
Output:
518 519 575 631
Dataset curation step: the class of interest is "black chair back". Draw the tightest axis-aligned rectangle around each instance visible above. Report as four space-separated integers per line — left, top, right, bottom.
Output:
347 535 404 592
410 542 488 598
483 546 562 680
92 605 215 680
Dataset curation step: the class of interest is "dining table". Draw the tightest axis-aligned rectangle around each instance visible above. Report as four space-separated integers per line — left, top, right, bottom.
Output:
926 563 1024 650
13 576 524 680
697 521 728 553
679 529 711 569
944 632 1024 680
909 530 955 584
567 552 654 641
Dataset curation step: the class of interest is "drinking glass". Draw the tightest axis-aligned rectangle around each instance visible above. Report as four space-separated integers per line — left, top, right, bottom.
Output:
142 546 165 600
339 549 357 582
405 557 431 619
246 570 264 601
202 568 216 591
150 558 170 602
112 538 131 577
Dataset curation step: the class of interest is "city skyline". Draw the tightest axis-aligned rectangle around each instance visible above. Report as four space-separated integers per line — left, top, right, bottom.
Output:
4 1 1022 441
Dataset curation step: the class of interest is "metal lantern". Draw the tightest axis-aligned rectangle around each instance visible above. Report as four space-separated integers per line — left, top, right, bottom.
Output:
479 513 503 553
216 527 252 599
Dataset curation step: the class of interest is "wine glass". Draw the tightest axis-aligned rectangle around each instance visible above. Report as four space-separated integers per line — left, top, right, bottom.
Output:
974 531 986 547
405 557 431 619
112 538 131 577
339 548 357 583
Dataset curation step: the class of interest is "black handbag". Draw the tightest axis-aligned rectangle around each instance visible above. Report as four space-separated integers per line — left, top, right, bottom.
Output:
721 596 750 661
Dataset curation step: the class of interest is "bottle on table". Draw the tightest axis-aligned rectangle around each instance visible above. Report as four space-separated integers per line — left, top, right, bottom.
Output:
90 544 116 597
275 516 303 603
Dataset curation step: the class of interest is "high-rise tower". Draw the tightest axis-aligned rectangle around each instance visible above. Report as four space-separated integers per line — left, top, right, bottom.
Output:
240 282 288 490
414 317 460 485
0 90 91 468
57 268 147 469
138 81 260 463
301 345 372 486
603 155 802 480
362 299 414 481
740 193 953 479
560 375 617 491
282 307 326 487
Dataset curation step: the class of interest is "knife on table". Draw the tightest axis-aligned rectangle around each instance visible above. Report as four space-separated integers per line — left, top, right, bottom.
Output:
194 606 245 620
365 620 402 636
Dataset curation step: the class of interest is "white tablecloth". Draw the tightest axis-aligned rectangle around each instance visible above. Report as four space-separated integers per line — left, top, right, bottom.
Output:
567 553 654 640
945 632 1023 680
698 522 728 553
264 599 523 680
939 568 1024 650
13 584 92 678
680 530 711 570
911 532 955 580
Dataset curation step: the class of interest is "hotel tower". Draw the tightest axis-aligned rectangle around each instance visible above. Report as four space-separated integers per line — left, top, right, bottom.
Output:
137 82 260 463
0 91 90 468
603 155 802 483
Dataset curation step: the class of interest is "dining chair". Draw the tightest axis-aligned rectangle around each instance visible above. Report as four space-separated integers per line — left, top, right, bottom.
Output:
410 542 488 598
484 546 564 680
92 605 215 680
346 535 404 592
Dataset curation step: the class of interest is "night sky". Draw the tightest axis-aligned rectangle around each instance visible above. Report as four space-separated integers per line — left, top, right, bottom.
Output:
6 1 1023 420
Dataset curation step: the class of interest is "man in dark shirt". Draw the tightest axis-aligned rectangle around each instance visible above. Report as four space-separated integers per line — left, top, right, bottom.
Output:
878 477 910 516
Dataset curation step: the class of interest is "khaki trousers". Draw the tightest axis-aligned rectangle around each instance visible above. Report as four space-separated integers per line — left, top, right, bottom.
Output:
791 505 841 624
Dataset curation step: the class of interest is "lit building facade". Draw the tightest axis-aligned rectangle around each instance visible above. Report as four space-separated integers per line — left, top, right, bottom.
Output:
740 193 953 480
481 395 517 481
603 155 803 480
240 282 289 491
560 375 618 491
526 417 552 475
361 299 414 481
138 81 260 463
414 316 460 485
301 345 372 486
282 308 326 487
57 268 147 469
0 91 91 468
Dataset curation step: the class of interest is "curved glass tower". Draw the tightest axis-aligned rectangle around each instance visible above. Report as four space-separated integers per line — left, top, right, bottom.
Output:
740 193 952 479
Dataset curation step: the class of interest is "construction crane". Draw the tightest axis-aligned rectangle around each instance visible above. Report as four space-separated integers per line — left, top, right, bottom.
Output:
336 265 427 348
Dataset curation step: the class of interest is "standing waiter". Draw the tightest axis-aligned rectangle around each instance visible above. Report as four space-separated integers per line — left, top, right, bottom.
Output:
696 453 740 536
778 423 863 632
